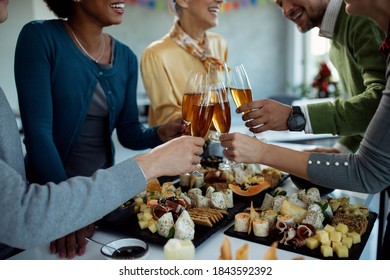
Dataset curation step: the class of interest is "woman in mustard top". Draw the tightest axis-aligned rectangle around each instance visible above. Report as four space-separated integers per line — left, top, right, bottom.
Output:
141 0 228 126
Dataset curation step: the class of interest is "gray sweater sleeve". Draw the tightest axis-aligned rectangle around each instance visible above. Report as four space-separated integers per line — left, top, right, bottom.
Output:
308 62 390 194
0 158 146 249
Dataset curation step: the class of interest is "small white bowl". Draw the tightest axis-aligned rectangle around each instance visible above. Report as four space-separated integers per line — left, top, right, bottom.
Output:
101 238 149 260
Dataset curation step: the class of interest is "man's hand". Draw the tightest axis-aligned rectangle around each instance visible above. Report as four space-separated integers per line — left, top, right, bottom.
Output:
50 223 95 259
237 99 292 133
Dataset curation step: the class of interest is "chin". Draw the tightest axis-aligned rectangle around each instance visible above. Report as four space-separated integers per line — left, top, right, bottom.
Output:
0 11 7 23
344 4 355 15
344 2 366 16
297 25 312 33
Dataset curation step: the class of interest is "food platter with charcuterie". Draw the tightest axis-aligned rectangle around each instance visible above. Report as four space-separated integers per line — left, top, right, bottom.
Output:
96 164 288 248
224 187 377 259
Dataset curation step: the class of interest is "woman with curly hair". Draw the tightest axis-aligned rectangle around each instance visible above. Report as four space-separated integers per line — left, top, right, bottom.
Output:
14 0 185 259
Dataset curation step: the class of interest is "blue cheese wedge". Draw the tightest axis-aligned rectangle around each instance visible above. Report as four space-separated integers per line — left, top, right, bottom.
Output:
157 212 174 238
174 210 195 240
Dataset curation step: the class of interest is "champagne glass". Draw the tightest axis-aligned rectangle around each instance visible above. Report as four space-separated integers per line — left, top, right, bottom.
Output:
208 62 230 142
182 74 211 177
230 64 267 142
182 71 208 128
190 84 215 138
229 64 253 113
209 81 238 170
210 82 231 136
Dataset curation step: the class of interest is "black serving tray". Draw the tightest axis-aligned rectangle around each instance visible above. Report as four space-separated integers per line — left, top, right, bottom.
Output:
224 211 377 260
96 174 289 248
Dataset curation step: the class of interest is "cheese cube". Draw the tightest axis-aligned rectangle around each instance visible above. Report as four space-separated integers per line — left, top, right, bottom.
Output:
138 220 150 229
140 204 148 212
134 197 144 206
148 221 158 233
334 244 349 258
332 241 342 251
306 237 320 250
143 207 152 215
347 232 361 244
342 236 353 249
137 213 144 221
336 223 349 234
320 245 333 257
143 212 154 221
330 231 342 242
164 239 195 260
324 224 335 234
316 230 330 244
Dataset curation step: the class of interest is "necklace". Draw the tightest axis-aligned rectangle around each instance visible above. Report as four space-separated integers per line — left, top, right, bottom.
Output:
70 27 106 63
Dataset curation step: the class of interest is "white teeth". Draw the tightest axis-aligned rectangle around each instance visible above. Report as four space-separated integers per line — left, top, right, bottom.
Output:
111 3 125 9
292 11 302 21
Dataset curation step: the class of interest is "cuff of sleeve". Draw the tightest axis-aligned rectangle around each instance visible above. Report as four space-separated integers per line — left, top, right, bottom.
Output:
300 105 313 134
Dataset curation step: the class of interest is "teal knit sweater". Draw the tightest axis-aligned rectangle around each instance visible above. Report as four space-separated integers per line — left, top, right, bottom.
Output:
14 20 162 184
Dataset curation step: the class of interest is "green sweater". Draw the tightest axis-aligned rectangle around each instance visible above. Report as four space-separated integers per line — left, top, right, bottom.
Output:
308 5 386 152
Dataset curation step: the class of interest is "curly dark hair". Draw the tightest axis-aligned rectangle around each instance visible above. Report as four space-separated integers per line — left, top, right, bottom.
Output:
43 0 75 19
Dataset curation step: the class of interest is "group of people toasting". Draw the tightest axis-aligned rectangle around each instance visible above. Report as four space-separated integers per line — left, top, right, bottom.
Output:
144 0 390 260
0 0 389 261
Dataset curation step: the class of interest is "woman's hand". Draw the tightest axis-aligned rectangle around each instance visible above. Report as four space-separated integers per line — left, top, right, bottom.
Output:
157 117 187 142
219 132 266 163
135 136 205 180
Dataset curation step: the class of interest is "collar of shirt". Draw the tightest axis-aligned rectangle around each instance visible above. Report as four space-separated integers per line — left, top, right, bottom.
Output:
318 0 343 39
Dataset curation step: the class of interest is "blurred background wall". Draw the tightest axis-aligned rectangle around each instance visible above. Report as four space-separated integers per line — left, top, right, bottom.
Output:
0 0 308 113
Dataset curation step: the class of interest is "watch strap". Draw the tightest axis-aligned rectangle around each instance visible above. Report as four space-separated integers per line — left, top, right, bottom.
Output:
287 106 306 131
291 106 303 115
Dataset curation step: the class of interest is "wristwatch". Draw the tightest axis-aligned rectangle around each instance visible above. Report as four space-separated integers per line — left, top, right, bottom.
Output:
287 106 306 131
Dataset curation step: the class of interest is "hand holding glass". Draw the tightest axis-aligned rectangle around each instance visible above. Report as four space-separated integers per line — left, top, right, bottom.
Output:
190 85 215 138
229 64 267 142
208 62 230 141
182 72 208 128
209 81 237 170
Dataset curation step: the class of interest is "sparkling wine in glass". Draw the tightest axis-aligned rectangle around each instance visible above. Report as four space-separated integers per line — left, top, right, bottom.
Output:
190 86 215 138
229 64 267 142
210 82 231 135
182 72 208 128
208 62 230 142
209 81 238 170
229 64 253 113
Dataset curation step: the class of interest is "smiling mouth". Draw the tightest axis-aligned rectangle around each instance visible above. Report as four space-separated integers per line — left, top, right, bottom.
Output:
291 10 303 22
208 7 220 14
110 2 125 10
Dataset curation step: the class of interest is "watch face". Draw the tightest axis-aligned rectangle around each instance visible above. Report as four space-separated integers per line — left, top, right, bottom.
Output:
289 115 305 131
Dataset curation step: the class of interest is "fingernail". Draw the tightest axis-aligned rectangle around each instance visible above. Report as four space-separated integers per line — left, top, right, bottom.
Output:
68 250 76 259
78 247 86 256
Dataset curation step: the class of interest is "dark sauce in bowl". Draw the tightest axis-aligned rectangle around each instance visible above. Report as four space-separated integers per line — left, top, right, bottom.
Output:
112 246 147 259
